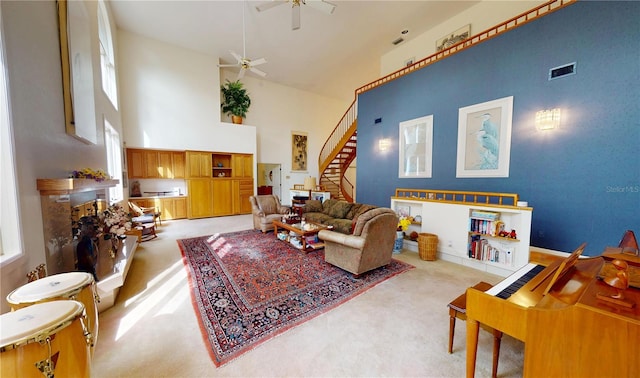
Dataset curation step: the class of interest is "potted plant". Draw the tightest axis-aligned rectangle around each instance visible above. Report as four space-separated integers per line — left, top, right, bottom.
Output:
220 80 251 124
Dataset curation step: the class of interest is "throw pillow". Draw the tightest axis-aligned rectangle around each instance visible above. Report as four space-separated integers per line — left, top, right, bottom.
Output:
325 200 353 219
304 199 323 213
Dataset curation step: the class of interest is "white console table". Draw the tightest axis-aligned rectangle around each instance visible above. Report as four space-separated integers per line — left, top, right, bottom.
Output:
289 189 331 205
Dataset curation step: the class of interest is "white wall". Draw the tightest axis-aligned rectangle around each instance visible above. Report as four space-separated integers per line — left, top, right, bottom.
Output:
222 70 346 196
118 30 347 202
381 1 546 75
1 0 123 313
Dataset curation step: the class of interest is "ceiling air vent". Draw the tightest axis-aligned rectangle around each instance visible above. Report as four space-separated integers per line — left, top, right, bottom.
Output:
549 62 577 81
392 37 404 46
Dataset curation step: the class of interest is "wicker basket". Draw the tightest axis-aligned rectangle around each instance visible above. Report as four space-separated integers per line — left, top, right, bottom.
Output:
418 233 438 261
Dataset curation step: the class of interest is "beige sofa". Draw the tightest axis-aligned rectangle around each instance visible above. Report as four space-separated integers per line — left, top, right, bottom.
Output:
318 207 398 276
249 195 291 233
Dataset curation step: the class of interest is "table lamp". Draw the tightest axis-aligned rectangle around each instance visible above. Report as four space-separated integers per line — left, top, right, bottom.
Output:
303 176 316 191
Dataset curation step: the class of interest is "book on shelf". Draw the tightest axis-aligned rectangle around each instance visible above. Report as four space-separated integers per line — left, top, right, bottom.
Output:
470 210 500 221
468 236 513 265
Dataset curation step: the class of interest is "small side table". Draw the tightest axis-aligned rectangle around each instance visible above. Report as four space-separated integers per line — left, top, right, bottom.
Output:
448 281 502 378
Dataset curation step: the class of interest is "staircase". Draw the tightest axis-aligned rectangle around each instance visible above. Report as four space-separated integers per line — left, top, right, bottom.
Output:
316 0 574 203
318 100 357 202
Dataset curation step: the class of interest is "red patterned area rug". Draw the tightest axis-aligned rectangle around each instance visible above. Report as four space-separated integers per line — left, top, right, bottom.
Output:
177 229 413 367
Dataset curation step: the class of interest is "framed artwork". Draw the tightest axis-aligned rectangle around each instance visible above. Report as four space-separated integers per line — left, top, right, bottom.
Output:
395 204 410 218
436 24 471 52
291 131 308 172
456 96 513 178
399 115 433 178
57 0 98 144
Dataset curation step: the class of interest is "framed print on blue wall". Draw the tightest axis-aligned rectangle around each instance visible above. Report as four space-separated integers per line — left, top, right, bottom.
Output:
456 96 513 178
399 115 433 178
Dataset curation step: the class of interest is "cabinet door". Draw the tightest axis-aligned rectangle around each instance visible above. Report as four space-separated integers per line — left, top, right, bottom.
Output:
172 152 186 178
233 179 254 214
212 179 233 216
186 151 212 178
232 154 253 178
158 151 173 178
187 179 213 218
174 197 187 219
127 149 146 178
160 198 175 220
145 151 160 178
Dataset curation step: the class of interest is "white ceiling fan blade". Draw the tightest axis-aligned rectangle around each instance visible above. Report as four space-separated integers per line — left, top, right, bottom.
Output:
250 67 267 77
255 0 287 12
292 5 300 30
237 67 246 80
250 57 267 66
230 51 243 63
307 0 336 14
218 63 239 68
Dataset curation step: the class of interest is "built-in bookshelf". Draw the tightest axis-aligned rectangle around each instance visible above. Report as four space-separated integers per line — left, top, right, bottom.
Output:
391 188 533 277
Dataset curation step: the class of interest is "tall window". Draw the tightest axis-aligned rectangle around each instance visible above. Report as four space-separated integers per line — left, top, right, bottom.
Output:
104 120 123 203
98 0 118 109
0 7 23 263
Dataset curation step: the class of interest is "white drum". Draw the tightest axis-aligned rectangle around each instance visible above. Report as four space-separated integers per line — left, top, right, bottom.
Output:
0 300 91 378
6 272 99 355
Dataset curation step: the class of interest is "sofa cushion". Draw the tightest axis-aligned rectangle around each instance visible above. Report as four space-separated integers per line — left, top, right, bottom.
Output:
304 199 323 213
345 203 362 220
354 204 377 218
324 218 353 235
323 199 353 219
304 212 332 224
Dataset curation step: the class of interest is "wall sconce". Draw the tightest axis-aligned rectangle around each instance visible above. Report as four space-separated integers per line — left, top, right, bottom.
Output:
378 138 391 151
535 108 561 130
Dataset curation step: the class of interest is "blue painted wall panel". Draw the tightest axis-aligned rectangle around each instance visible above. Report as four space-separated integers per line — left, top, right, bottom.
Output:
356 1 639 255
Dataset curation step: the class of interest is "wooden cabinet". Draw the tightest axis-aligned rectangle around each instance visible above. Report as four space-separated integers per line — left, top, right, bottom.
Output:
232 154 253 178
127 149 186 179
173 197 187 219
186 150 254 219
233 179 254 214
187 179 213 219
186 151 213 178
172 152 185 178
130 197 187 220
127 149 146 178
212 179 233 216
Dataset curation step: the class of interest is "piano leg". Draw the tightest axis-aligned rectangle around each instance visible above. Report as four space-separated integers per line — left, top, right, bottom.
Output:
491 330 503 378
466 319 480 378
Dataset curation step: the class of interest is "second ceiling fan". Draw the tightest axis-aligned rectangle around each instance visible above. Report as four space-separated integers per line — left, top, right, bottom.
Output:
218 1 267 79
256 0 336 30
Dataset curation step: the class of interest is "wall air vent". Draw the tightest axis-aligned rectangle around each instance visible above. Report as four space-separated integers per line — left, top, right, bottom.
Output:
392 37 404 46
549 62 577 80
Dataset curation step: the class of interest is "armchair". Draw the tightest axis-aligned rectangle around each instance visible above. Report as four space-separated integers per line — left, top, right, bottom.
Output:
318 208 398 276
249 195 291 233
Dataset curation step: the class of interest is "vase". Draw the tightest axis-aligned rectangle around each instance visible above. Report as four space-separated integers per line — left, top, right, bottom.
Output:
231 115 243 124
393 231 404 253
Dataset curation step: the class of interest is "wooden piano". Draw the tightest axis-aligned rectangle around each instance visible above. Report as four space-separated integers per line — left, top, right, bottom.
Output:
466 243 640 377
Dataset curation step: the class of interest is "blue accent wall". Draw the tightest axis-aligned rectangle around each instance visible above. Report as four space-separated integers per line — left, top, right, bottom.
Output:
356 1 639 256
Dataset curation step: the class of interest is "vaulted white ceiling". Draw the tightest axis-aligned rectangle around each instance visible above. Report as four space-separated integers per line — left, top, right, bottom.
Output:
109 1 480 101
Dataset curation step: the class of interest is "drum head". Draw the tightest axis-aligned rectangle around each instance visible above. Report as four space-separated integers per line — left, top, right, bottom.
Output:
6 272 93 304
0 300 84 350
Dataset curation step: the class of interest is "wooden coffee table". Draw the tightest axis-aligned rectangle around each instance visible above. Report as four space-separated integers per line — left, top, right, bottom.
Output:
272 220 329 252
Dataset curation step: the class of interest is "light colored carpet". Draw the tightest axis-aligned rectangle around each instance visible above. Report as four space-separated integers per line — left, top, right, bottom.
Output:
92 215 524 377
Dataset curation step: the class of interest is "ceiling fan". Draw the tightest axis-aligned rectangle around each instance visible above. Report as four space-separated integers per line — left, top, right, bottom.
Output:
218 1 267 79
256 0 336 31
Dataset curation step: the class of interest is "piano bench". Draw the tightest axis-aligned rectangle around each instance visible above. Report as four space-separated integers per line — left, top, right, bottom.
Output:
448 281 503 378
